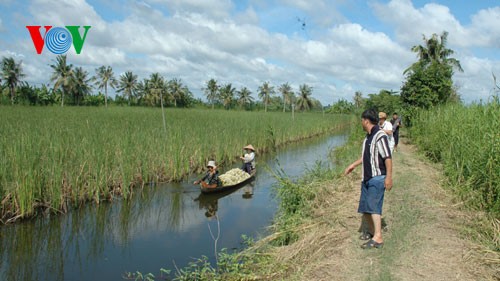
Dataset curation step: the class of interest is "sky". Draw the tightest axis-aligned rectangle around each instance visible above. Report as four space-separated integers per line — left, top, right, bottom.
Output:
0 0 499 105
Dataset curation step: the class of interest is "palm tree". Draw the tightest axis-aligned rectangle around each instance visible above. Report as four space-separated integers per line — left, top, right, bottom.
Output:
219 83 235 109
1 57 25 104
50 55 73 107
148 73 167 132
167 78 185 107
93 66 118 107
296 84 313 111
203 79 219 109
148 73 164 107
258 81 275 112
117 71 138 106
71 67 92 105
237 87 254 109
406 31 463 74
278 82 293 112
136 78 149 105
353 91 363 109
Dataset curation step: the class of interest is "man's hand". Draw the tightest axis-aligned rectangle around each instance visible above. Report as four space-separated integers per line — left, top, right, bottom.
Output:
385 177 393 191
344 158 362 176
344 164 355 175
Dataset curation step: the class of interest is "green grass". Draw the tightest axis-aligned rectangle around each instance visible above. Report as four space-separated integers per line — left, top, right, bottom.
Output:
0 106 352 222
409 100 500 216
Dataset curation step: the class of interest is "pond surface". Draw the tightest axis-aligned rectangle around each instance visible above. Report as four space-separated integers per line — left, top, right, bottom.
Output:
0 133 347 281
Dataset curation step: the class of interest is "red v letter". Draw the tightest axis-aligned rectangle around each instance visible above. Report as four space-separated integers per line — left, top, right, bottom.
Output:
26 26 52 54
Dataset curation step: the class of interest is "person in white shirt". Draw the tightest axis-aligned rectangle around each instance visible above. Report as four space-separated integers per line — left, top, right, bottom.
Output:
379 112 394 153
240 144 256 174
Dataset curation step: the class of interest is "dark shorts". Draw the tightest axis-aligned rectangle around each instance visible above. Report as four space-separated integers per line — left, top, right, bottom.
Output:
393 130 399 145
358 175 386 215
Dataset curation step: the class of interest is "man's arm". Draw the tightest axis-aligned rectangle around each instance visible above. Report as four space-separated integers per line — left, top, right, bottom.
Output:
344 157 362 175
384 158 393 191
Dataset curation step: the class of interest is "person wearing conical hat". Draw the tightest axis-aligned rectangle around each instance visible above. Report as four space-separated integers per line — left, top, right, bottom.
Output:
240 144 256 174
193 160 221 188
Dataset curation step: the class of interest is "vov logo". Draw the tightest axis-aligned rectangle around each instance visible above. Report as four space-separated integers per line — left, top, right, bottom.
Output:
26 26 91 55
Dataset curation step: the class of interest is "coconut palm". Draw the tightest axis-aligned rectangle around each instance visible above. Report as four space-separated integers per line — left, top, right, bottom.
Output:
203 79 219 109
136 78 149 105
237 87 253 109
147 73 164 107
406 31 463 74
71 67 92 105
219 83 235 109
1 57 25 104
353 91 364 109
278 82 293 112
50 55 73 107
93 65 118 107
296 84 313 111
258 81 275 112
117 71 138 106
148 73 167 132
167 78 185 107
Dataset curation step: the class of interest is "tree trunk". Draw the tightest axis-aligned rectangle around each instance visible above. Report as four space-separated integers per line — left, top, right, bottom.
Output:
10 86 15 105
104 84 108 107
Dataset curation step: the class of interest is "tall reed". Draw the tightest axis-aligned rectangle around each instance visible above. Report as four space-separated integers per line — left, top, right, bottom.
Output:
0 107 351 222
410 100 500 216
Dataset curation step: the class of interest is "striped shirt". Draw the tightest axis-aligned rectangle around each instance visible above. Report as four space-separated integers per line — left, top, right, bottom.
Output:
362 125 392 181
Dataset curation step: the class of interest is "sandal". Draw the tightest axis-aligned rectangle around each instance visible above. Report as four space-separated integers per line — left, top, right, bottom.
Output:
361 239 383 249
359 232 373 240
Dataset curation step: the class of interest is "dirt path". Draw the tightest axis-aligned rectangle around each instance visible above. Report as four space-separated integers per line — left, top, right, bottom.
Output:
272 142 496 281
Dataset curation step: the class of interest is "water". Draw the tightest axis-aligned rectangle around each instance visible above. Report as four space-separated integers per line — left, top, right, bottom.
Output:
0 133 347 281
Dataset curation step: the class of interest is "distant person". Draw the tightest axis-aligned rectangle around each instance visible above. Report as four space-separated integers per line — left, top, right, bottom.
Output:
194 160 221 188
240 144 256 174
379 112 394 153
391 112 402 152
344 109 393 249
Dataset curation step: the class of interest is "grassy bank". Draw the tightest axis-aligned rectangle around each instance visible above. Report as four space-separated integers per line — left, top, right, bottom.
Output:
409 100 500 217
0 106 352 223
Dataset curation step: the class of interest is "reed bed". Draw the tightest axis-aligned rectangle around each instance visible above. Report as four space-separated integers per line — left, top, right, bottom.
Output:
0 106 351 222
410 100 500 217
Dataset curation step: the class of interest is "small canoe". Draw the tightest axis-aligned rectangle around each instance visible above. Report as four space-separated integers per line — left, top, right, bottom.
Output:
200 169 256 194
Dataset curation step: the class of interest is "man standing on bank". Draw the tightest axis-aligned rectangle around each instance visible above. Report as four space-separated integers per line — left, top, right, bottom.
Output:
344 109 393 249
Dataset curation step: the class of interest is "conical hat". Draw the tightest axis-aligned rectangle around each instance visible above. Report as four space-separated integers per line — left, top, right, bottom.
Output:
243 144 255 151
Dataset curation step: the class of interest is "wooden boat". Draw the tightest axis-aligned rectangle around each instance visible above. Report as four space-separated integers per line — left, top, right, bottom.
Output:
200 169 256 194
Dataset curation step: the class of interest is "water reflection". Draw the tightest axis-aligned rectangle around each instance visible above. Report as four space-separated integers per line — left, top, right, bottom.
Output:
0 133 347 281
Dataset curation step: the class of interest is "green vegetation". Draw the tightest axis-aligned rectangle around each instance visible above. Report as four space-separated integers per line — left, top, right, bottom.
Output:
401 31 463 125
2 54 325 111
0 106 351 223
410 100 500 217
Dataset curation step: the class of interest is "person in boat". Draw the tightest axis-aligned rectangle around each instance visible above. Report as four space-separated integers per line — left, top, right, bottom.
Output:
193 160 221 188
240 144 256 174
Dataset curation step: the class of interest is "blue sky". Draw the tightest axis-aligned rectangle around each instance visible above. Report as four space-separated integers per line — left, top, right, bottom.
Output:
0 0 498 104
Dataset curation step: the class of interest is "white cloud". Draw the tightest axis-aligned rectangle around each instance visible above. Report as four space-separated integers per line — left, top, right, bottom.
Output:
372 0 500 49
149 0 234 19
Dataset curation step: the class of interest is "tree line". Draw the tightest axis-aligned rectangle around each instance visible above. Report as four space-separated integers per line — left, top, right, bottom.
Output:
1 55 323 111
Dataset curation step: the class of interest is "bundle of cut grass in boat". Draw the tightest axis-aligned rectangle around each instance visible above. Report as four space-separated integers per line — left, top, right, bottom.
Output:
220 168 251 186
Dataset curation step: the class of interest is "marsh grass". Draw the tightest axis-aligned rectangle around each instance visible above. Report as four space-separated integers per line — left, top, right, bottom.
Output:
0 106 351 222
410 100 500 216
